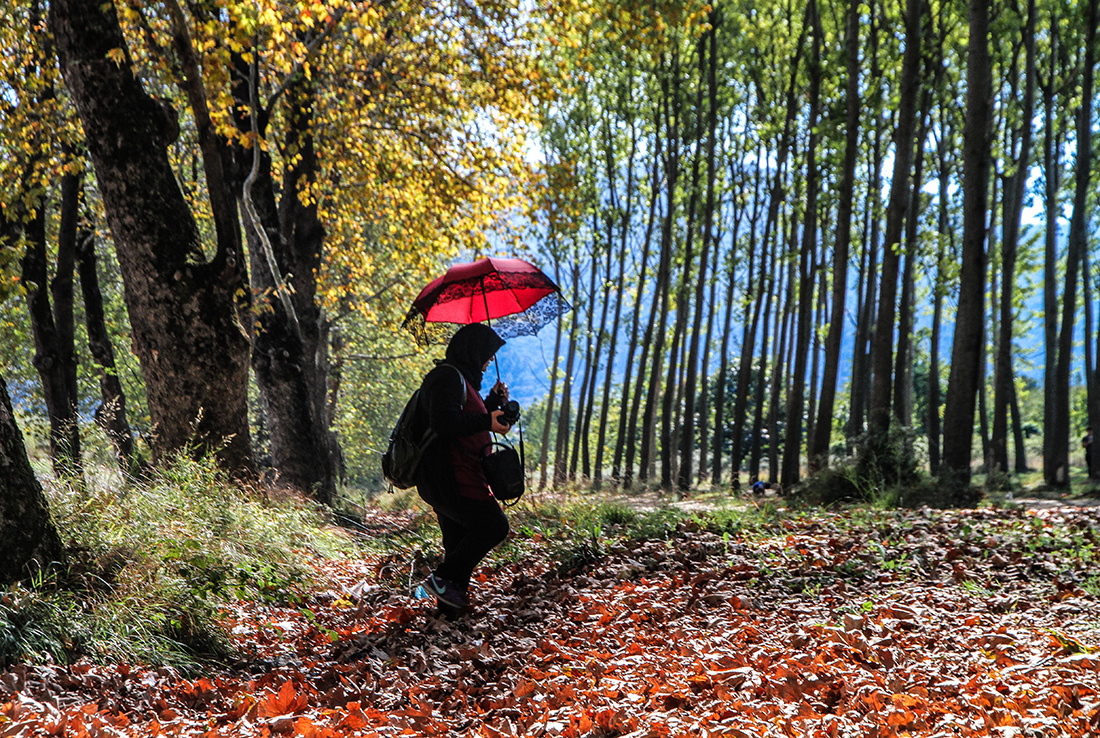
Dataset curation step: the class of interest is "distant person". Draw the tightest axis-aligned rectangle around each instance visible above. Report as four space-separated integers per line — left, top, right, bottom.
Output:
1083 427 1094 476
751 480 766 497
412 324 513 615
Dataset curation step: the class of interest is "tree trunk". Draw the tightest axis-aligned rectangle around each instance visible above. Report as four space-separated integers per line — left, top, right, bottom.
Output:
538 256 565 490
867 0 923 440
941 0 995 489
807 0 858 467
50 0 256 476
1040 9 1063 485
594 115 636 489
782 0 822 487
0 375 64 586
1075 0 1100 479
728 153 767 486
21 187 82 480
993 0 1037 476
75 216 141 477
679 20 720 491
617 121 661 486
847 2 883 443
711 182 744 486
554 261 581 486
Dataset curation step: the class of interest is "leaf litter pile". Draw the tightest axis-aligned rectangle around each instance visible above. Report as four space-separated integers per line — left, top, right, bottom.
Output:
2 504 1099 737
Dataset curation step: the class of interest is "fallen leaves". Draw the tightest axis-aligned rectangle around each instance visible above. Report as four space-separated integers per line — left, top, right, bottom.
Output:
1 504 1098 736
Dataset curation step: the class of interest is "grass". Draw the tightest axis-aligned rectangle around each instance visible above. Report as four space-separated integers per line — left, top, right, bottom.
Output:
1 455 356 673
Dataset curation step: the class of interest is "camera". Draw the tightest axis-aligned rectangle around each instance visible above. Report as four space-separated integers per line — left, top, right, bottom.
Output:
500 400 521 426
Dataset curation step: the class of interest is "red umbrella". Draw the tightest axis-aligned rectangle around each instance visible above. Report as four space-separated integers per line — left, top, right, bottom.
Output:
402 257 569 345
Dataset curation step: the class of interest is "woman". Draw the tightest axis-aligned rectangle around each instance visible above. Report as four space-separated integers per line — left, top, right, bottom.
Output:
413 323 513 613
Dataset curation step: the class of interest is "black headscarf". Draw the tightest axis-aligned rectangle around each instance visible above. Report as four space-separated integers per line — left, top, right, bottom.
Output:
444 324 505 391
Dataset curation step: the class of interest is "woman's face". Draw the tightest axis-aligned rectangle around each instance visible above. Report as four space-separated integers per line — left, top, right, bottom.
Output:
482 358 493 372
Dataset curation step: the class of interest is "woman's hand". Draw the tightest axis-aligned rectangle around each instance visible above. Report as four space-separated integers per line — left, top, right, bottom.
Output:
491 380 509 403
490 410 512 434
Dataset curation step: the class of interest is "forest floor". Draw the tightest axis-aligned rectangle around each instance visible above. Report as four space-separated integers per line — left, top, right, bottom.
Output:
2 496 1099 737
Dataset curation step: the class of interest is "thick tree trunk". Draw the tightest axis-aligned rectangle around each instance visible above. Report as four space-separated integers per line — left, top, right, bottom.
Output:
942 0 995 488
232 53 336 501
0 375 64 586
50 0 255 476
1040 11 1063 485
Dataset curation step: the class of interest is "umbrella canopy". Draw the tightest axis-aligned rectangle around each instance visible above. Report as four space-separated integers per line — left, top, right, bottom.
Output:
402 257 569 345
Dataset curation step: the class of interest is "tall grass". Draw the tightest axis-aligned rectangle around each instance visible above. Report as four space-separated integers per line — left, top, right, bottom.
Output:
1 455 355 672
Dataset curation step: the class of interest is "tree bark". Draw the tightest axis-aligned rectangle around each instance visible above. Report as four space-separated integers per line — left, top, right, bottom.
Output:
0 375 64 586
50 0 256 476
782 0 822 487
867 0 923 440
1059 0 1100 483
992 0 1037 476
941 0 995 488
21 188 82 481
809 0 859 469
74 206 141 476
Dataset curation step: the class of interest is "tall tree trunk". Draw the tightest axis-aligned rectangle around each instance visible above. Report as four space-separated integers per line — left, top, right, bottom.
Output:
808 0 858 467
617 123 661 486
847 2 883 443
782 0 822 487
21 189 82 480
993 0 1037 476
679 19 720 491
241 68 337 501
1040 9 1063 485
640 53 681 485
1077 0 1100 479
942 0 995 489
770 217 796 483
594 116 636 489
50 0 256 476
0 375 65 586
867 0 923 440
711 182 745 486
893 90 931 430
728 153 767 485
569 243 599 480
928 111 954 476
538 256 565 490
554 261 581 486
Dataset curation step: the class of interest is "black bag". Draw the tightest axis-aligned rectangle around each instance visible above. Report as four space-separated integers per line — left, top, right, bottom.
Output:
380 388 435 489
481 440 525 503
381 364 463 489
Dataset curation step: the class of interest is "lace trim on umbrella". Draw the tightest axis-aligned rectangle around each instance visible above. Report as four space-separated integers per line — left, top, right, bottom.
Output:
402 291 571 346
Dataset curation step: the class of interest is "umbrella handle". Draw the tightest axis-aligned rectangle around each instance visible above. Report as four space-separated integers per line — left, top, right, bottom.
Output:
481 275 501 382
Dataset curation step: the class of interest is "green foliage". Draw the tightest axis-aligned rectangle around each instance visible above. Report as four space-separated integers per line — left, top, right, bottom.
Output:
1 455 357 671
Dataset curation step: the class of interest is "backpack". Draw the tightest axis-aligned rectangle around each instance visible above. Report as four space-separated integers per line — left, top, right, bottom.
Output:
380 364 462 489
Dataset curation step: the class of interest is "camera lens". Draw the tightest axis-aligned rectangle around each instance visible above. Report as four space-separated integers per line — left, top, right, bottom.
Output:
502 400 520 424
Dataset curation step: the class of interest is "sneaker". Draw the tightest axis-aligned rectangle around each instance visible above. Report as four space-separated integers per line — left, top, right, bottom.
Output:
421 574 468 609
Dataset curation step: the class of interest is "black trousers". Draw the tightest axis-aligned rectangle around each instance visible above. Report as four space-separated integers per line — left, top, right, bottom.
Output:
419 485 509 594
